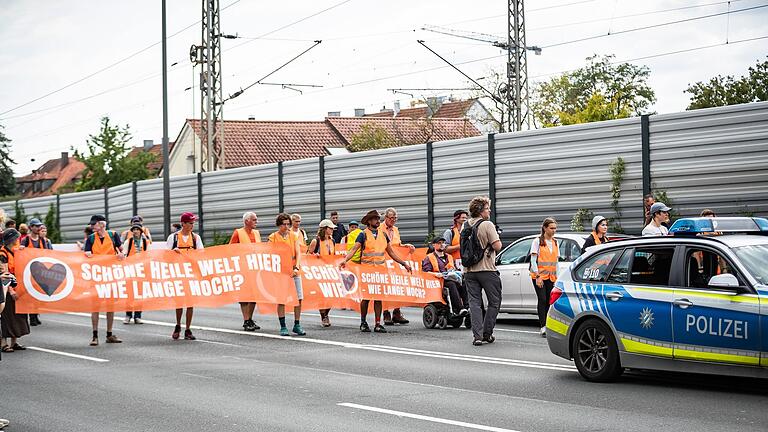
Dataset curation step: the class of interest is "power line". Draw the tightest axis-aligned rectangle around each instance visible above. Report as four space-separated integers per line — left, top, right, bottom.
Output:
443 0 596 26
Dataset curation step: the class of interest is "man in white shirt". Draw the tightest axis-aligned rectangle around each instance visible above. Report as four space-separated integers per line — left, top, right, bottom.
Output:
642 202 671 237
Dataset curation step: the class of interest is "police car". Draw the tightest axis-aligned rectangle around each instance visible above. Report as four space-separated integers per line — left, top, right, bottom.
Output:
546 217 768 382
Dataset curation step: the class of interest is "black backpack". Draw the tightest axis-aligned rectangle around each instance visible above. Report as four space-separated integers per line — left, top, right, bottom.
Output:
460 219 490 267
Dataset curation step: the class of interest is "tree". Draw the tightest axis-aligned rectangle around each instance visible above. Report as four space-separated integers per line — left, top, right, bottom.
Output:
13 200 26 226
73 117 157 191
685 57 768 110
0 126 17 197
348 123 400 152
533 54 656 127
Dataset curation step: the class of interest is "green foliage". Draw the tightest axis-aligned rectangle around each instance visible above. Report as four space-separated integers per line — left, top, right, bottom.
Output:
685 57 768 110
534 54 656 127
73 117 158 191
0 126 16 197
423 230 440 248
206 230 230 247
609 157 626 233
348 123 399 152
13 200 26 226
652 188 679 221
571 208 594 232
44 202 62 243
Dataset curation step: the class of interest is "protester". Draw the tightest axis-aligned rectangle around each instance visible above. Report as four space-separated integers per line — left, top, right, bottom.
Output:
422 237 467 316
341 210 412 333
269 213 306 336
330 211 347 244
381 207 414 325
308 219 337 327
20 218 51 327
530 218 559 337
0 229 29 353
642 203 672 237
643 193 655 226
290 213 308 254
121 215 152 242
84 215 124 346
77 225 94 251
171 222 182 233
4 220 15 230
581 215 609 253
229 211 262 332
443 210 468 265
343 220 360 246
167 212 203 340
16 223 27 246
463 196 503 346
123 223 149 324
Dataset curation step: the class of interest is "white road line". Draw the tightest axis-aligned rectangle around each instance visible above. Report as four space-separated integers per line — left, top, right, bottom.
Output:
194 339 242 347
26 346 109 363
338 403 521 432
43 319 94 328
494 328 539 334
180 372 214 379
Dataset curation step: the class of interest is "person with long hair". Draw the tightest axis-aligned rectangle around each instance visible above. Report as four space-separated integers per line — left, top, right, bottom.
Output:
308 219 337 327
530 218 559 337
581 215 609 253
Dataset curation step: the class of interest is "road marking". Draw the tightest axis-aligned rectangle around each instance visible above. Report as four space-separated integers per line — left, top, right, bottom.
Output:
27 346 109 363
494 328 539 334
338 403 521 432
64 313 573 371
194 339 242 347
43 319 94 328
180 372 214 379
303 313 359 320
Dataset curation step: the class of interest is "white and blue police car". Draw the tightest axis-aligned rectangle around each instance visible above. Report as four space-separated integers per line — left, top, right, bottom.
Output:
546 217 768 382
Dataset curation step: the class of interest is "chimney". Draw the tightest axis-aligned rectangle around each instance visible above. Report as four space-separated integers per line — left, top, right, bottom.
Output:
426 97 444 116
143 139 154 151
60 152 69 168
393 101 401 116
327 111 341 117
354 108 365 117
248 115 256 120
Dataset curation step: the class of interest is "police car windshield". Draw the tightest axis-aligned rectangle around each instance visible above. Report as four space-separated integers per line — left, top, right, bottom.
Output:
733 244 768 285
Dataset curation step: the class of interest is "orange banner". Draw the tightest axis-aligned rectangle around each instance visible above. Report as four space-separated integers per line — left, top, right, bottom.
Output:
15 243 295 314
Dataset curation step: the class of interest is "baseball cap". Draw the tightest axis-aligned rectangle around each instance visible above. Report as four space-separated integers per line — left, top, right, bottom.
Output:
650 202 672 215
130 223 144 232
180 212 198 223
28 218 43 227
348 220 360 226
88 214 106 225
431 236 447 244
318 219 337 229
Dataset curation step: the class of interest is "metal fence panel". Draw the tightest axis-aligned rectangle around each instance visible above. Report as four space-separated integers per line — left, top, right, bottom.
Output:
59 189 105 242
107 183 133 231
135 178 165 241
169 173 199 232
201 164 279 242
494 118 644 239
283 158 322 233
325 145 427 243
650 102 768 218
16 195 57 222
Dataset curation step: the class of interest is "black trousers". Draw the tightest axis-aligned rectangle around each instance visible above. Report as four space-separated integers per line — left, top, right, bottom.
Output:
534 279 555 327
445 280 467 313
466 271 502 340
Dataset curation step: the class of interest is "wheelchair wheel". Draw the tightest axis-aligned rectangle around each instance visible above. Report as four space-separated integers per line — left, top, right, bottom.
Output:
423 304 439 329
437 316 448 329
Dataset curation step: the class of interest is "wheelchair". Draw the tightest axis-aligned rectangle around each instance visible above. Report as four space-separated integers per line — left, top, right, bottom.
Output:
422 283 471 330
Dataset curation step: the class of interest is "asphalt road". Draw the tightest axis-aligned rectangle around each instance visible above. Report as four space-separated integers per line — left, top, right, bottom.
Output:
1 306 767 432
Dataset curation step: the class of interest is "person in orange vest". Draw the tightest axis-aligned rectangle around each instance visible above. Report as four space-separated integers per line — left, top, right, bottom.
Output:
290 213 309 254
84 214 125 346
340 210 413 333
122 223 149 325
308 219 337 327
269 213 306 337
121 215 153 243
167 212 204 340
229 211 262 332
422 237 468 316
442 210 468 267
20 218 52 327
0 229 30 354
580 215 609 253
381 207 415 326
530 217 559 337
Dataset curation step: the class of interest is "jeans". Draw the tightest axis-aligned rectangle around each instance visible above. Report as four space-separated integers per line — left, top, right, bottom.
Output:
534 279 554 327
465 271 502 341
126 311 143 319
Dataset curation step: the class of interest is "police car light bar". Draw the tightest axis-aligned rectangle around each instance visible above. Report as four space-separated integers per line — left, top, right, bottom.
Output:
669 217 768 235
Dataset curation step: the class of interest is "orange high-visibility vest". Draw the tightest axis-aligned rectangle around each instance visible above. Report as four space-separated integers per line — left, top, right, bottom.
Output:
317 238 334 257
175 232 197 250
235 228 261 244
22 236 49 249
427 252 455 272
384 225 401 246
449 226 461 260
269 230 299 266
0 246 15 274
361 228 387 266
91 231 119 255
125 236 148 256
530 239 559 282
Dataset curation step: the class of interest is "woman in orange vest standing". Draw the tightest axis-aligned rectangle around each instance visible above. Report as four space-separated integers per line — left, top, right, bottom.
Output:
530 217 559 338
84 215 125 346
122 223 149 325
308 219 337 328
167 212 204 341
0 229 30 353
269 213 306 337
580 215 609 253
229 211 261 332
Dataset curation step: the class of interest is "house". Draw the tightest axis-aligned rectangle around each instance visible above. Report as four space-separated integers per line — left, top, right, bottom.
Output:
126 140 175 173
364 97 497 134
165 115 480 176
16 152 85 198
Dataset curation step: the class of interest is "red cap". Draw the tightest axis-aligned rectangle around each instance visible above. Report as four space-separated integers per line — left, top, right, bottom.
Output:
180 212 198 223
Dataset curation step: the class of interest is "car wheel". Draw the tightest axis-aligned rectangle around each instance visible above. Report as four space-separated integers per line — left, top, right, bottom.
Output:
423 304 438 329
571 319 623 382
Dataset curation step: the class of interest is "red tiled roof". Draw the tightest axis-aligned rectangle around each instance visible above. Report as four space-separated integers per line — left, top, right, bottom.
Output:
364 99 477 119
16 157 86 198
127 142 175 172
326 116 480 145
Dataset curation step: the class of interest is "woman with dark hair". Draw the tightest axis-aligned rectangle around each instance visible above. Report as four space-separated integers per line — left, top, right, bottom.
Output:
308 219 337 327
581 215 609 253
0 229 30 353
529 218 559 337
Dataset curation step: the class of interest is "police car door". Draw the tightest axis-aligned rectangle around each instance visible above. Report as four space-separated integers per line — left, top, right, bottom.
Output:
672 245 761 366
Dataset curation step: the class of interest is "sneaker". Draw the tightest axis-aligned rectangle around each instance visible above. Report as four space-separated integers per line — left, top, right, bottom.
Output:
134 318 143 325
472 339 483 346
482 334 495 344
459 308 469 317
279 327 290 336
292 324 306 336
360 322 371 332
383 310 393 326
243 320 255 332
89 337 98 346
184 329 196 340
374 324 387 333
250 320 261 330
106 335 122 343
123 316 132 324
539 326 546 337
321 316 331 327
0 418 10 428
172 325 181 340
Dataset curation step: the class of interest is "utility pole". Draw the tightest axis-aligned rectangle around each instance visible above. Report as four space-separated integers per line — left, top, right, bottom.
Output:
507 0 531 132
161 0 171 238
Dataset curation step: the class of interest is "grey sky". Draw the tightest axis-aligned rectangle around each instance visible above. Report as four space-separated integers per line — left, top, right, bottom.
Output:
1 0 766 176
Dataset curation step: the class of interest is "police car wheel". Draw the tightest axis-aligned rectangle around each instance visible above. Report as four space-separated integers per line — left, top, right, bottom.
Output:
572 319 622 382
423 304 439 329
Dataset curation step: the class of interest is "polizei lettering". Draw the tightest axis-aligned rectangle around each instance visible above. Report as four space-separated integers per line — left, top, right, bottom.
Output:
685 314 748 339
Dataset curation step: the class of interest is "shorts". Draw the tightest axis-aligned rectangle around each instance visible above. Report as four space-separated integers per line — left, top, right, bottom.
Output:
294 276 304 300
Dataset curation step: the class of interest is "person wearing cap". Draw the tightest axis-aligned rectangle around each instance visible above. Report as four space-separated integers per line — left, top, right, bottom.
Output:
121 215 152 243
581 215 610 253
422 237 468 317
0 229 30 353
268 213 306 337
642 203 672 237
381 207 415 326
123 223 150 325
530 217 559 337
340 209 413 333
342 220 361 256
229 211 262 332
20 218 51 327
84 214 124 346
330 211 347 244
167 212 204 340
308 219 337 327
443 210 468 265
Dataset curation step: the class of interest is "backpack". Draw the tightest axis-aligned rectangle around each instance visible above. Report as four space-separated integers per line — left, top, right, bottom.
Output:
460 219 490 267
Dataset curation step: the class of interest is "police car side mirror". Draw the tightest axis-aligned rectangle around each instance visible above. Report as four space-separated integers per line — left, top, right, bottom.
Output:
708 273 739 289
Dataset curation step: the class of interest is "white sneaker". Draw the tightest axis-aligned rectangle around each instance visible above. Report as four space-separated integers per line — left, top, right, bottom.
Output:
539 326 546 337
134 318 143 325
123 316 132 324
0 418 10 428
